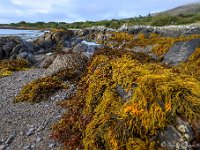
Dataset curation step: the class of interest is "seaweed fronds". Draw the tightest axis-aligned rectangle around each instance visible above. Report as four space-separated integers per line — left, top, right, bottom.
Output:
52 49 200 149
14 76 68 103
176 47 200 80
0 59 29 78
100 32 200 57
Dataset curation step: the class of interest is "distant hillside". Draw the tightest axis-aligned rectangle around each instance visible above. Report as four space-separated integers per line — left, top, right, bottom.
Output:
156 3 200 16
1 3 200 29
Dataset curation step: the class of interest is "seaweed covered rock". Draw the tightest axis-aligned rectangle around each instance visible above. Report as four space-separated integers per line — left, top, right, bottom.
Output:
163 38 200 65
0 59 29 78
52 48 200 150
43 53 87 78
0 36 34 61
176 47 200 81
92 31 200 62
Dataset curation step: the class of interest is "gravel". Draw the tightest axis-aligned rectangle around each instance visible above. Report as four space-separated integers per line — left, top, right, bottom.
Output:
0 69 75 150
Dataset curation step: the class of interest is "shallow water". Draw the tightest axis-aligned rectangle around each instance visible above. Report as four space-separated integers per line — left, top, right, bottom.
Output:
0 29 45 41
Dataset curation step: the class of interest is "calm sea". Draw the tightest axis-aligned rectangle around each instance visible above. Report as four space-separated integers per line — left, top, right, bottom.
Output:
0 29 45 41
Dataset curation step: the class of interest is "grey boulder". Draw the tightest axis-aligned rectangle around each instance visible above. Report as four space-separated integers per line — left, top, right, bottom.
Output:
163 38 200 65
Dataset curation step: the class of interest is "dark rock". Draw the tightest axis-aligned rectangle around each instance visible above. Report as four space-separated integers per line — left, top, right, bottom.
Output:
73 43 88 53
175 117 195 142
0 48 3 59
32 30 75 53
163 38 200 65
9 53 17 60
0 36 33 61
82 29 90 36
2 44 13 58
71 38 82 47
2 42 15 52
17 53 34 63
10 44 22 55
190 120 200 145
158 125 190 150
116 84 132 102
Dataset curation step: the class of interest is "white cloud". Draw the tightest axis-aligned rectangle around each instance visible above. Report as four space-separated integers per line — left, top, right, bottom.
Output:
0 0 199 23
10 0 74 14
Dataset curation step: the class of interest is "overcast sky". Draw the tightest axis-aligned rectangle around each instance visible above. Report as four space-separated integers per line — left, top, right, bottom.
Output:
0 0 199 23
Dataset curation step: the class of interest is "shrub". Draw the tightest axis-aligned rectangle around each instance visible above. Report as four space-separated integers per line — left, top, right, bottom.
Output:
150 15 178 26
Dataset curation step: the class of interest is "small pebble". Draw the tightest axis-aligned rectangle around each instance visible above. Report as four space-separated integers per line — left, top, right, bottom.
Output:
44 104 49 107
31 144 35 149
5 135 14 145
49 143 55 148
36 126 45 132
35 137 42 143
26 128 35 136
23 144 31 150
20 131 24 136
0 144 6 150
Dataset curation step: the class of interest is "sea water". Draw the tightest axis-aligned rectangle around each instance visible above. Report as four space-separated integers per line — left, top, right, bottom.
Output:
0 29 45 41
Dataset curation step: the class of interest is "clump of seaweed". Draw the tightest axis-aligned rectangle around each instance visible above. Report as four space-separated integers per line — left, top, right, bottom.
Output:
0 59 29 78
176 47 200 81
14 76 68 103
52 48 200 149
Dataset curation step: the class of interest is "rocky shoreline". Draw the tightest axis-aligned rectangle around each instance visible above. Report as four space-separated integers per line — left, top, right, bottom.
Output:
0 26 200 150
